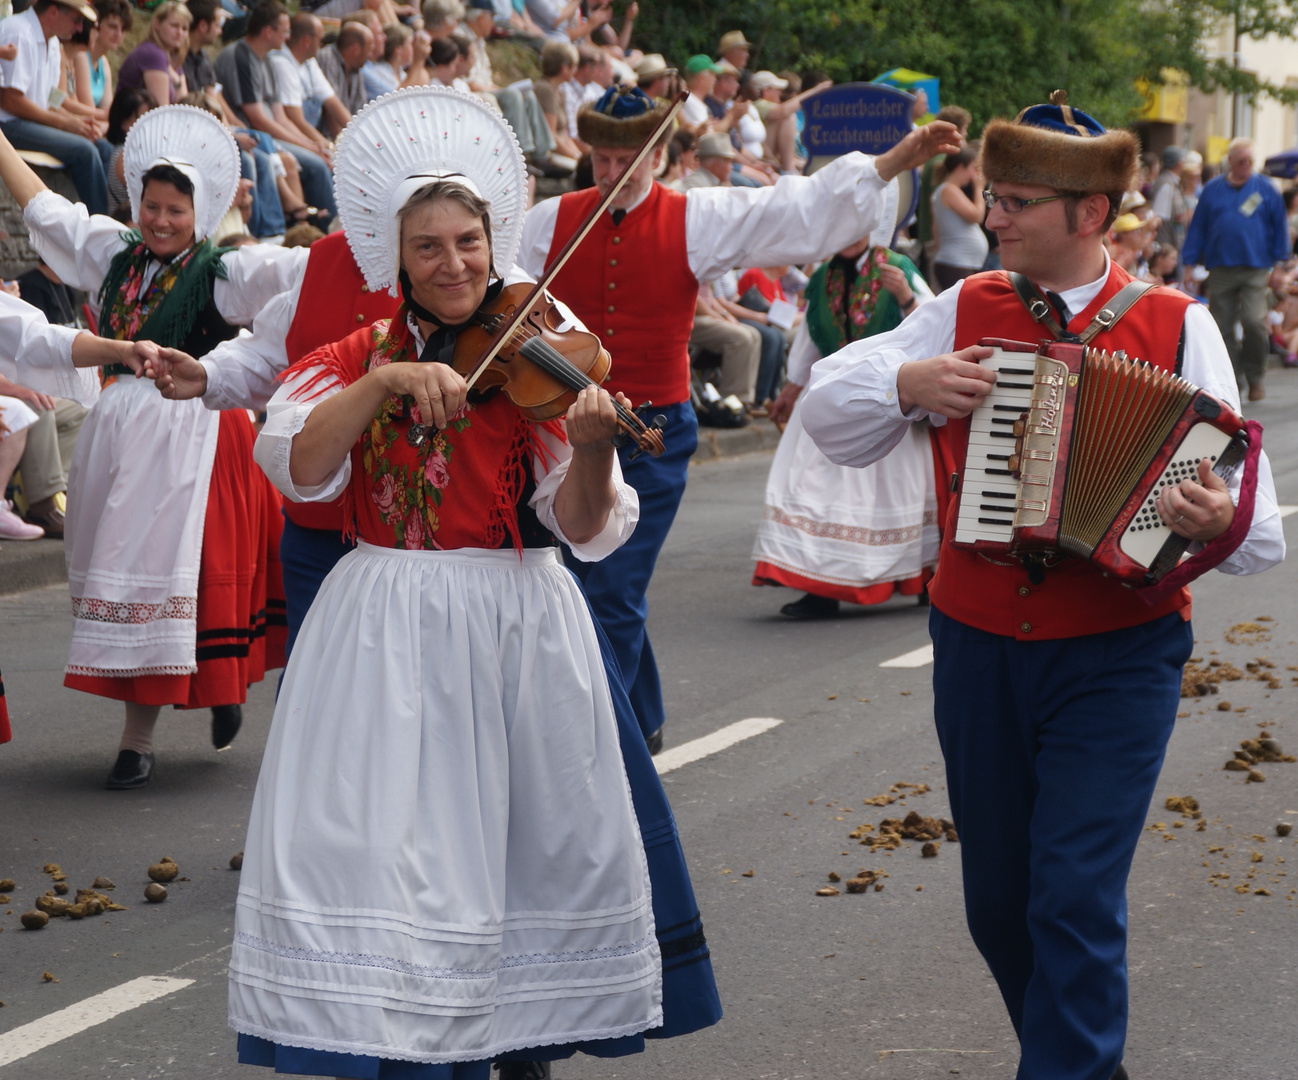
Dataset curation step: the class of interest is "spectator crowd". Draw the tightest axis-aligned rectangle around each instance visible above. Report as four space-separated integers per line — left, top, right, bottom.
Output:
0 0 1291 546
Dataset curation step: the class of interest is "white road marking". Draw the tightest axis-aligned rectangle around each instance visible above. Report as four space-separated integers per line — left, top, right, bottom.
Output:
1278 504 1297 519
880 643 934 668
0 975 194 1068
654 717 782 775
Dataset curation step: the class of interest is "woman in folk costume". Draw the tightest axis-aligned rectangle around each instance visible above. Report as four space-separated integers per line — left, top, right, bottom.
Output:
0 107 307 789
0 292 166 746
227 86 663 1078
753 184 941 619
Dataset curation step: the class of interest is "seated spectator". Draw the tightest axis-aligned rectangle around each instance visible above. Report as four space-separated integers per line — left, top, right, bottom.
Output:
423 35 466 90
341 6 386 103
661 127 695 189
67 0 127 120
754 69 829 173
717 29 752 78
183 0 244 125
310 0 418 28
705 61 771 186
634 53 674 99
690 283 761 411
718 265 792 411
532 39 581 169
365 23 414 98
930 143 986 291
269 12 346 150
316 20 371 126
0 0 112 215
423 0 466 38
214 1 338 223
10 259 86 538
525 0 611 43
461 0 557 169
558 44 603 146
679 54 722 133
679 130 733 190
117 1 190 106
103 84 154 218
0 394 45 540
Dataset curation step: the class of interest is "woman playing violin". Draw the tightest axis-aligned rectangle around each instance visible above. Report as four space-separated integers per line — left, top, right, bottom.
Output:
203 90 663 1080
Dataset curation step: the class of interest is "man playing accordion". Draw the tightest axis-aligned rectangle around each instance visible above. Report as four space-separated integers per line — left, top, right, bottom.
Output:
800 92 1285 1080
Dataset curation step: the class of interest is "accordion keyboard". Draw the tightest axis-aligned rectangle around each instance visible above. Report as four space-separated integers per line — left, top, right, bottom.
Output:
953 348 1038 545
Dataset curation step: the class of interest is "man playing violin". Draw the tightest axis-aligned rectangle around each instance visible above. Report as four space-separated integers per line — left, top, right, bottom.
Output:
799 92 1285 1080
519 86 962 753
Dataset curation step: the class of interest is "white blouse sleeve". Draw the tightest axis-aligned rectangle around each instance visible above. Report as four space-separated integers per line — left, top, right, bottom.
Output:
214 245 310 328
200 274 303 411
685 154 891 283
22 189 131 301
253 366 351 503
1176 301 1285 576
784 320 820 388
528 422 639 561
0 293 98 406
518 196 560 279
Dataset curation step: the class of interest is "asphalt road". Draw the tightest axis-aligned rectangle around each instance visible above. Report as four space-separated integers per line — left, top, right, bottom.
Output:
2 373 1297 1080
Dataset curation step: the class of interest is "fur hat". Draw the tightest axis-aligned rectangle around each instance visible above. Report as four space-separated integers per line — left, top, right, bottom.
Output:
577 86 673 149
978 90 1138 196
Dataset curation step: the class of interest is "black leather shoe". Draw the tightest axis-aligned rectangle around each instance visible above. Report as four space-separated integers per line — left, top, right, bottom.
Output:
105 749 154 789
1111 1065 1129 1080
211 704 243 750
645 726 664 756
779 593 840 620
494 1062 551 1080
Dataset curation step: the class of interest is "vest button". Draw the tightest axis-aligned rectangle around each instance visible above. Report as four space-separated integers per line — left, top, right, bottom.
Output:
1020 622 1032 634
605 328 615 336
612 236 621 244
607 304 615 313
355 313 365 323
608 282 616 290
360 284 369 293
1018 586 1030 597
610 258 617 266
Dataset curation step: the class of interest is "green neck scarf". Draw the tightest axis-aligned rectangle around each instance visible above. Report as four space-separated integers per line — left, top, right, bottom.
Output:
98 232 230 345
805 247 921 357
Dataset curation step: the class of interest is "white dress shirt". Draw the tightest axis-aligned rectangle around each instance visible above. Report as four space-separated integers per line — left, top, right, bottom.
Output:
0 9 60 122
800 255 1285 576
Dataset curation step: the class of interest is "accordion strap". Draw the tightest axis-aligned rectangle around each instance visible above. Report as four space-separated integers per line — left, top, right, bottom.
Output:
1008 272 1154 345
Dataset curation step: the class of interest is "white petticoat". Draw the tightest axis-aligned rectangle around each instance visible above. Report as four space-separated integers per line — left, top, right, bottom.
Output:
753 398 938 589
229 543 662 1064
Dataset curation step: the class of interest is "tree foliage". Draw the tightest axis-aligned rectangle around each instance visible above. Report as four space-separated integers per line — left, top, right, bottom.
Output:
630 0 1298 132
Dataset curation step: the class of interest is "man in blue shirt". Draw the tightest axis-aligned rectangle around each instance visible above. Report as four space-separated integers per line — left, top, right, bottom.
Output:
1181 137 1289 401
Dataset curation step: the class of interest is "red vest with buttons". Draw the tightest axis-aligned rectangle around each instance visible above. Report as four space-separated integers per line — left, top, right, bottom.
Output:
928 263 1197 639
281 230 400 531
544 183 698 406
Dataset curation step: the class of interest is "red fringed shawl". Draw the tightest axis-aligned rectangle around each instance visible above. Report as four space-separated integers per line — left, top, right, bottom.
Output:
283 314 565 551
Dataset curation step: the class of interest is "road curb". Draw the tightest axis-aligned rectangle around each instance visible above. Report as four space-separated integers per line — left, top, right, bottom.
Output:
0 538 67 596
691 421 782 463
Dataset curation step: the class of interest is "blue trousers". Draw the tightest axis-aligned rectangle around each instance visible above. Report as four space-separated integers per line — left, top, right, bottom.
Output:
1 119 110 215
739 317 786 404
930 607 1193 1080
238 139 287 238
275 139 337 220
564 400 699 740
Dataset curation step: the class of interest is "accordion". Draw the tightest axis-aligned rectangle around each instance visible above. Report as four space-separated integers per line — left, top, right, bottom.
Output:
950 338 1251 586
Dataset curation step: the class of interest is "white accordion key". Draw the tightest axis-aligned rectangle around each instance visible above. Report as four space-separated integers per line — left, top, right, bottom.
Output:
1117 423 1236 567
953 348 1037 545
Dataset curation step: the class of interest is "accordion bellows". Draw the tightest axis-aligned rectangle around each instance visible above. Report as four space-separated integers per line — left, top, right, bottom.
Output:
952 340 1249 587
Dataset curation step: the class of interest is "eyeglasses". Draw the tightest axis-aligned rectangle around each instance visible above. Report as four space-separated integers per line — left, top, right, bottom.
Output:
982 188 1066 214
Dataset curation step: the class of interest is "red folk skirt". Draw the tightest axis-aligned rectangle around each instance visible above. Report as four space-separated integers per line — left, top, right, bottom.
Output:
64 411 286 708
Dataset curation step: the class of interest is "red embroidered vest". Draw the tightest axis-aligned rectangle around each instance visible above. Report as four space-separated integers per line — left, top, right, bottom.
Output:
286 318 562 551
545 183 698 406
928 264 1197 639
281 231 400 532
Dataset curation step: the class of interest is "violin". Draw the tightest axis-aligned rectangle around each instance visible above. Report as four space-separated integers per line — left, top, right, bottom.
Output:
444 89 689 461
451 281 667 459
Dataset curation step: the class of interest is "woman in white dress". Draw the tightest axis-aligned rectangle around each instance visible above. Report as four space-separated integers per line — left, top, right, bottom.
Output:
216 87 660 1078
0 107 306 788
754 205 941 619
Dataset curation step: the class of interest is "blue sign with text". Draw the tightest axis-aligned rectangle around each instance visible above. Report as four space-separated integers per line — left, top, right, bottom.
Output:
802 82 914 158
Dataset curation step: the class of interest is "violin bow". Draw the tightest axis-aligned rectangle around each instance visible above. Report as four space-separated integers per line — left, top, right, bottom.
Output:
462 89 689 391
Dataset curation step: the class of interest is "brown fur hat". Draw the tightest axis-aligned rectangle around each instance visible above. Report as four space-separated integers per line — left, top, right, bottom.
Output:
577 88 674 149
978 90 1139 195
